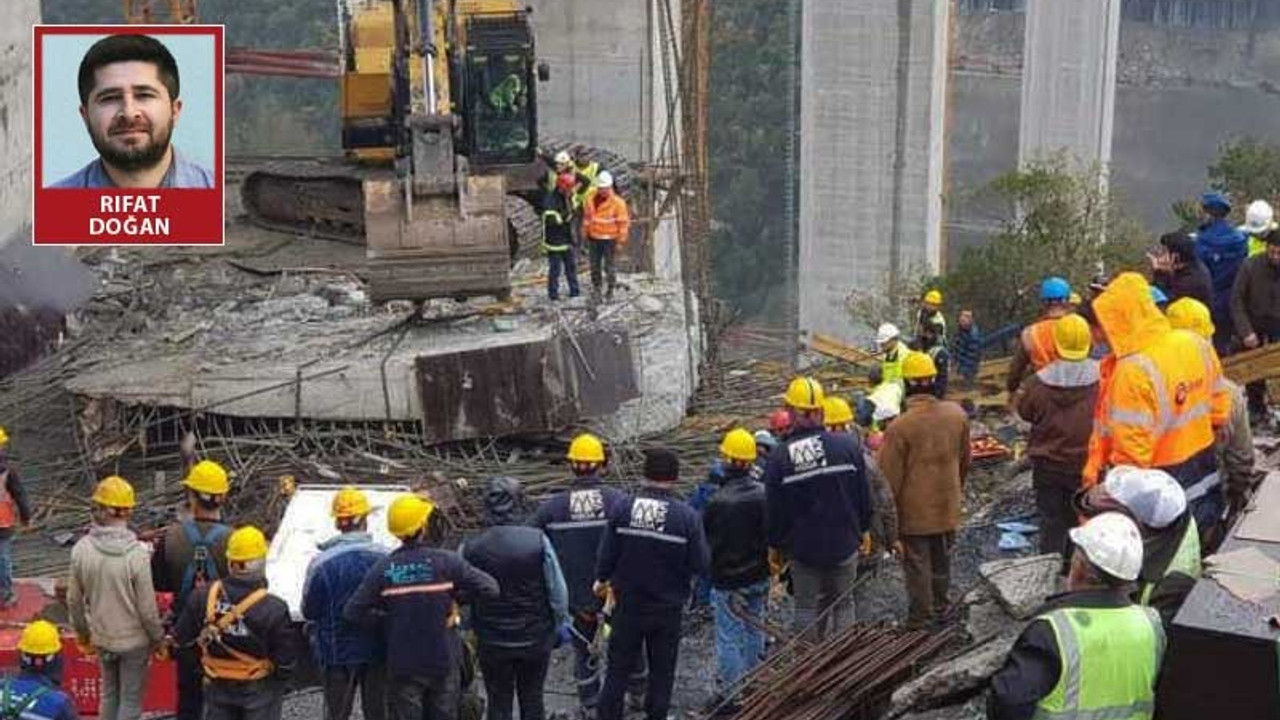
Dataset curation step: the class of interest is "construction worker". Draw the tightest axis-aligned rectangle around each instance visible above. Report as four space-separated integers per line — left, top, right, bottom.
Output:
1242 199 1278 257
460 477 569 720
571 147 600 211
824 398 898 558
702 430 768 715
174 526 297 720
1230 228 1280 424
0 425 32 608
542 171 581 302
761 377 871 640
914 289 946 341
346 494 499 720
879 354 971 628
752 430 778 468
989 513 1163 720
544 150 573 191
686 460 726 611
0 620 78 720
917 320 950 398
1196 191 1248 354
1150 231 1212 308
1013 314 1099 557
951 309 982 389
856 366 903 432
532 433 629 718
1078 467 1201 626
595 448 709 720
68 476 164 720
877 323 910 388
582 171 630 303
768 408 794 440
151 458 231 720
301 487 389 720
1007 277 1073 394
1093 272 1229 542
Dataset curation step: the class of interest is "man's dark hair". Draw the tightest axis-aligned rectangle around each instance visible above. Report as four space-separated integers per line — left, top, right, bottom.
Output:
77 34 180 105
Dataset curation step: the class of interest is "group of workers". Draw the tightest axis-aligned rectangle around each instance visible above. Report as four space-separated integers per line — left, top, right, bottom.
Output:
540 148 631 304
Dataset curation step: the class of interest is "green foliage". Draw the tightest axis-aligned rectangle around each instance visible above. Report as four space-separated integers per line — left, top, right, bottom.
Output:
1209 137 1280 209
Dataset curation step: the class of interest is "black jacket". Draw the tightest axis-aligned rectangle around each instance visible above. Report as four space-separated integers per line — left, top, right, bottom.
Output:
597 485 710 613
1231 253 1280 340
1153 262 1213 310
462 525 555 653
534 479 628 613
760 426 871 567
344 543 499 679
703 468 769 590
173 576 299 684
540 189 574 250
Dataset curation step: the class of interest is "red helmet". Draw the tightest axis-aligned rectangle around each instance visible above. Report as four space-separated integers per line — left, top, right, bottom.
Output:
556 172 576 194
769 409 793 435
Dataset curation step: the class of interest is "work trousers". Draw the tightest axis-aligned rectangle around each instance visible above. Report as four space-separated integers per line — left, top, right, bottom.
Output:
1032 467 1080 558
710 581 768 690
0 527 15 602
597 608 680 720
587 239 617 297
1245 333 1274 418
791 554 858 642
322 663 387 720
177 646 204 720
546 248 580 301
478 646 551 720
99 646 150 720
391 667 461 720
570 612 647 713
1190 487 1227 550
901 532 955 627
204 678 286 720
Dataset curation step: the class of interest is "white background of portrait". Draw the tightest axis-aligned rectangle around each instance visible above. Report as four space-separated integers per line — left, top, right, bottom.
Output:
41 32 216 186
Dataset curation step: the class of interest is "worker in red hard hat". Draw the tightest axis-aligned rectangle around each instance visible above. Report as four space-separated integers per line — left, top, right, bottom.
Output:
768 409 794 440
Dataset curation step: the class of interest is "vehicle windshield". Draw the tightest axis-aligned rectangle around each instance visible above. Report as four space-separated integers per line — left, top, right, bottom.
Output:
471 53 532 159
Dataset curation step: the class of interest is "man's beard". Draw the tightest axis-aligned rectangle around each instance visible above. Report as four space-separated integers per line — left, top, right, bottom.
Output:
88 115 174 173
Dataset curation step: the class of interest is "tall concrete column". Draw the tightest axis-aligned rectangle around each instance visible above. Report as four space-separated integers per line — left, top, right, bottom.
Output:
1 1 40 245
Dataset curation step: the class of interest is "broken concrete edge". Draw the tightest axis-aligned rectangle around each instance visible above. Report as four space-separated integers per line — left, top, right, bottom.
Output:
886 631 1018 718
978 553 1064 620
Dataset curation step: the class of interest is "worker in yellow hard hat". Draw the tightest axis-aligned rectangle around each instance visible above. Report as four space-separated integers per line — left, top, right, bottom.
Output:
0 424 32 609
173 525 295 720
346 496 499 719
301 486 388 720
69 475 165 720
915 289 947 341
760 377 873 642
0 620 77 720
824 397 898 562
532 433 630 714
879 353 972 628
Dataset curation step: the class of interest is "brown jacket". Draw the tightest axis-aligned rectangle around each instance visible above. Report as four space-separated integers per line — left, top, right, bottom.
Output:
879 394 971 536
1015 359 1099 479
1231 253 1280 340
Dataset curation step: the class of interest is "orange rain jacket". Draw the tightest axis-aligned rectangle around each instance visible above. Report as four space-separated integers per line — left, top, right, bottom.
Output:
583 191 631 246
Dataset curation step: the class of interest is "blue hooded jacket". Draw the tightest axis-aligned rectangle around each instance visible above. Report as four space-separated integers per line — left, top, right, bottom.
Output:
1195 218 1247 331
302 532 388 668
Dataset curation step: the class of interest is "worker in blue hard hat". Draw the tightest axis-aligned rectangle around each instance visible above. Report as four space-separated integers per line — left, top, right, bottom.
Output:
1195 190 1248 354
1007 276 1075 395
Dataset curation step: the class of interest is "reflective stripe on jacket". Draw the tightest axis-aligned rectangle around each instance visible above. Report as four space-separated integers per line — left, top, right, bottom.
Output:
542 210 571 253
1139 517 1201 607
1035 605 1164 720
881 341 910 386
583 193 631 245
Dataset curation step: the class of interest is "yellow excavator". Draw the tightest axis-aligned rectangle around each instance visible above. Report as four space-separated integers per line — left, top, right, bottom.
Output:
241 0 549 302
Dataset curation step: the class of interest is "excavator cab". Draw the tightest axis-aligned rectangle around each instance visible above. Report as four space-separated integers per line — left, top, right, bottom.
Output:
458 14 539 168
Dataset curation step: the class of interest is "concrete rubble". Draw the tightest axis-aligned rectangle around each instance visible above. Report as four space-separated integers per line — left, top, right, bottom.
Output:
979 553 1065 619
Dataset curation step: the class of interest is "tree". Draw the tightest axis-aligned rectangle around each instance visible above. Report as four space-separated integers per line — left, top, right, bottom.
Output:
1209 138 1280 210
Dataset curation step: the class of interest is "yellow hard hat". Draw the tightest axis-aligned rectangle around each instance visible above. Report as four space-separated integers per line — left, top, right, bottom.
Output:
784 376 825 410
923 290 943 305
719 428 758 463
387 494 435 539
92 476 136 509
226 526 269 563
0 426 8 448
331 486 371 519
823 397 854 427
1167 297 1215 341
183 460 230 496
902 352 938 380
18 621 61 657
567 433 606 464
1053 314 1092 361
1069 291 1082 306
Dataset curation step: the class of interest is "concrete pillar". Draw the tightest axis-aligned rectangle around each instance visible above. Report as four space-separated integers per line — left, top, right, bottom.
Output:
1 1 40 245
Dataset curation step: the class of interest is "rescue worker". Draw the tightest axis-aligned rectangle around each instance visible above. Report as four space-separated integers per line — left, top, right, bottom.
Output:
988 513 1163 720
1167 297 1256 522
0 621 78 720
461 477 569 720
751 430 777 469
1093 272 1229 541
914 289 946 341
879 353 971 628
702 430 768 715
1242 199 1278 257
877 323 910 388
595 448 709 720
950 310 983 389
346 494 499 720
151 459 231 720
768 408 794 440
301 487 389 720
1195 191 1248 354
824 398 898 557
0 425 32 608
68 476 164 720
856 366 904 432
1007 277 1073 394
1230 228 1280 424
761 377 872 640
532 434 630 719
582 171 630 303
917 320 950 398
174 526 297 720
1013 314 1099 556
1078 467 1201 626
1150 231 1212 308
571 148 600 212
542 171 581 302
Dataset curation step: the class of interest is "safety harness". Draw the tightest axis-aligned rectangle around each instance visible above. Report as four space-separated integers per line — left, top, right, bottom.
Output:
178 520 230 611
0 680 51 720
198 581 273 681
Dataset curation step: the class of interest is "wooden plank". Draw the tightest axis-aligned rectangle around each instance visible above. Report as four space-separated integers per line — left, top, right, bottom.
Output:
1224 343 1280 386
805 333 879 365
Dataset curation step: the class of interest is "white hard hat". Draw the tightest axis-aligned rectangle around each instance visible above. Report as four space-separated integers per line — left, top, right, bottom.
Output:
554 150 572 166
1068 512 1144 582
872 404 898 422
1244 200 1276 235
876 323 900 345
1102 465 1186 529
596 171 614 189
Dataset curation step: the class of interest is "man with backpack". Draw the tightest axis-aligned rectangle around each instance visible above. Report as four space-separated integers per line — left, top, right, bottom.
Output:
0 621 79 720
151 459 233 720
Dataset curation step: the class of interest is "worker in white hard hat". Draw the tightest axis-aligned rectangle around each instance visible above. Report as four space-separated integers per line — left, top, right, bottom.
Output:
582 169 630 303
876 323 909 388
1241 199 1278 257
989 512 1165 720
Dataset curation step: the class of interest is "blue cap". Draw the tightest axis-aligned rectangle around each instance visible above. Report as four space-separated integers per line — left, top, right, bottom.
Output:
1041 277 1071 302
1201 192 1231 213
1150 286 1169 306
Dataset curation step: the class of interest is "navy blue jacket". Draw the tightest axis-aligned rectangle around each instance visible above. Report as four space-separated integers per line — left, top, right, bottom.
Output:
596 485 710 613
301 532 387 668
533 479 628 613
0 673 77 720
951 325 982 380
344 543 498 679
1196 218 1247 334
761 425 872 568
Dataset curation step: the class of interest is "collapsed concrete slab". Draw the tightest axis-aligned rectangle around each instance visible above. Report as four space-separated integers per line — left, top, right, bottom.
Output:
889 633 1016 717
978 553 1064 619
